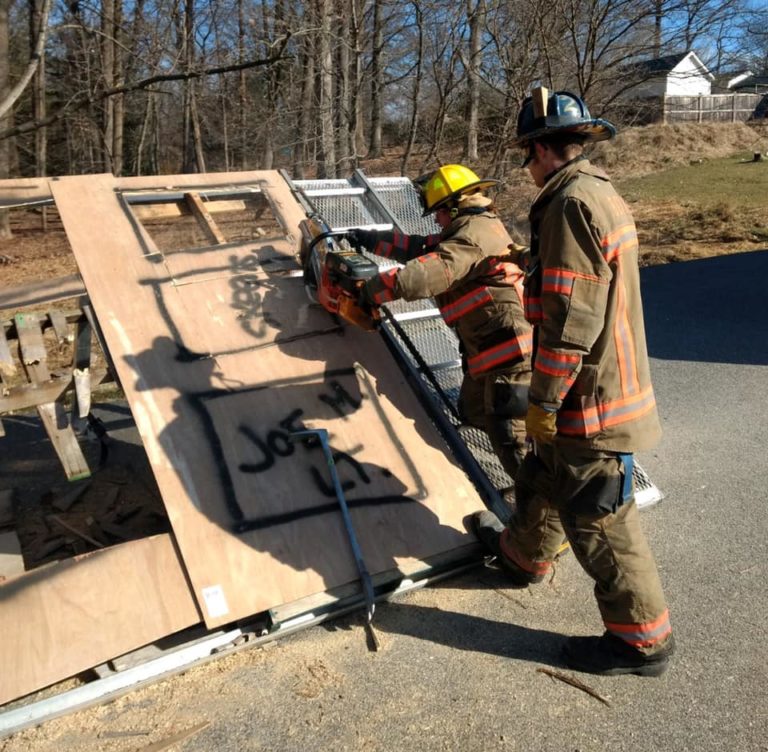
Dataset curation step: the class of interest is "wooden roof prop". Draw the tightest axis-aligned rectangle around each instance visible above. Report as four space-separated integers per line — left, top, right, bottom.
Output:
50 171 482 628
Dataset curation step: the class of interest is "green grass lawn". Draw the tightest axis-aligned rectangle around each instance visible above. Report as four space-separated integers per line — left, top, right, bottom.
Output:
618 153 768 208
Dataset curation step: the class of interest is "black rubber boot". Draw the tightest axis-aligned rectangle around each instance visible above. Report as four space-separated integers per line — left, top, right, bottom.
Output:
562 632 675 677
471 510 541 587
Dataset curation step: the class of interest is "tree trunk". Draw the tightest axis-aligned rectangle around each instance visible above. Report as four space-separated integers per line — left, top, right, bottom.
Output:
349 0 365 163
30 0 46 179
334 0 351 173
401 0 424 175
293 30 315 178
101 0 115 171
464 0 483 162
0 0 11 237
238 0 248 169
181 0 205 173
317 0 336 178
111 0 125 176
368 0 383 158
653 0 663 57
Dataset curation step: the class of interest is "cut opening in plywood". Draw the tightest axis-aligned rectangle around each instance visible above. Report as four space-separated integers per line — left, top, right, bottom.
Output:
125 188 287 253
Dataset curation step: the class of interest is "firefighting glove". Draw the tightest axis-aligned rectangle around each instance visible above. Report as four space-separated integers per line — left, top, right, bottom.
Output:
525 404 557 444
344 228 378 252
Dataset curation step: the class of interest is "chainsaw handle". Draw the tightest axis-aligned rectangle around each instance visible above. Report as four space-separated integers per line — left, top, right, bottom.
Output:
306 229 348 254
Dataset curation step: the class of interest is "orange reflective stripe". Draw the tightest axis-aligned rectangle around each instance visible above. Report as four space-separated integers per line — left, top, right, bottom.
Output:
371 268 399 304
524 293 543 323
601 224 638 264
535 346 580 378
542 267 602 295
467 332 533 376
613 262 639 396
500 530 551 575
605 609 672 648
558 384 656 436
440 287 493 325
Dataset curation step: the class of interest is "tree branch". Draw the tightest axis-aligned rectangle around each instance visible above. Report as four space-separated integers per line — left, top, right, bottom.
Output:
0 32 293 142
0 0 52 121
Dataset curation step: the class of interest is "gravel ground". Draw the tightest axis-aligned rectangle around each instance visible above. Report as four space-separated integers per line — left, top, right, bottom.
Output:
2 251 768 752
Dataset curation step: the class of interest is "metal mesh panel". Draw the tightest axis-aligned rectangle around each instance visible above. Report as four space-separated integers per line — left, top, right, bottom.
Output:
367 178 441 236
294 180 393 228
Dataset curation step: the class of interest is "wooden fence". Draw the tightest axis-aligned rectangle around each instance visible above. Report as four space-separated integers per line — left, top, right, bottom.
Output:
662 93 765 123
614 93 766 126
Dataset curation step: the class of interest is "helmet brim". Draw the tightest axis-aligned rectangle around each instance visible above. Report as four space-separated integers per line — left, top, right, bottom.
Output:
510 120 616 148
423 178 500 215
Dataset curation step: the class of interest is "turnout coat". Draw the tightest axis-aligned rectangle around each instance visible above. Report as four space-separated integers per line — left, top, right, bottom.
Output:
524 158 662 452
364 208 532 380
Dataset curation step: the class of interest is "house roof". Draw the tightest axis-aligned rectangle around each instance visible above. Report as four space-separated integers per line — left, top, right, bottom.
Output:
633 52 689 75
730 74 768 91
624 50 715 82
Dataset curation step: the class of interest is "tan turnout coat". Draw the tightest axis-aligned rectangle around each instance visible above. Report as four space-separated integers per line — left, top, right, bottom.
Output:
365 208 532 380
524 158 662 452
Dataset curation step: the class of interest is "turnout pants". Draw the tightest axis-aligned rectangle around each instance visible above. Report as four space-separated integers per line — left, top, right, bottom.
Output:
458 371 529 480
500 442 672 655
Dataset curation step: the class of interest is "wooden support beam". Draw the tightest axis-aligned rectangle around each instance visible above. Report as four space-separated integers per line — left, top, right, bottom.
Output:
131 199 246 220
15 312 91 481
3 309 86 339
0 274 87 311
48 309 70 345
0 324 15 378
0 368 110 413
184 192 226 245
72 316 93 418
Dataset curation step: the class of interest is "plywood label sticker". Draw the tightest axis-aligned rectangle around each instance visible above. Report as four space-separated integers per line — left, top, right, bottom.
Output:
202 584 230 619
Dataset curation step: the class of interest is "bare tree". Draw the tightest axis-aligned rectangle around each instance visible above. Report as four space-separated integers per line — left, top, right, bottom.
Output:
0 0 10 237
463 0 484 162
317 0 336 177
401 0 424 175
368 0 384 158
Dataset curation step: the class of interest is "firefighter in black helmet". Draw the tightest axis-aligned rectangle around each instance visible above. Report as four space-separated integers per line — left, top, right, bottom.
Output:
473 88 675 677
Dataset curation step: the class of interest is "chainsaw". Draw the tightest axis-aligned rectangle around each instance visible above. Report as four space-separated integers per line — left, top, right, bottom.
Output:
299 217 381 331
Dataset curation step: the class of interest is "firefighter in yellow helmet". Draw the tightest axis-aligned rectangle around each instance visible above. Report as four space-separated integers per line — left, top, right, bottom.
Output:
345 164 533 481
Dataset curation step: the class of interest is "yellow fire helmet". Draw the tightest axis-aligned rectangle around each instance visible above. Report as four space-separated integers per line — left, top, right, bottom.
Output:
419 164 499 216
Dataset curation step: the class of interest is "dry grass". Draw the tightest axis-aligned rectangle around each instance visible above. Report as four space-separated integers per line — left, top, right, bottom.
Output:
1 122 767 291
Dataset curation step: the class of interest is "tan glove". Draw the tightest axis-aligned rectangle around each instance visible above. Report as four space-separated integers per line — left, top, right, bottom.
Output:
506 242 526 265
526 404 557 444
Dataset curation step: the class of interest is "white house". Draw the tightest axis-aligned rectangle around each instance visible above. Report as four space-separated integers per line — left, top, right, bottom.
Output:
624 51 715 98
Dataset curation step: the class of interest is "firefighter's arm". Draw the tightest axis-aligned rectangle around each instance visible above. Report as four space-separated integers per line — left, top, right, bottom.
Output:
362 240 476 306
530 198 611 412
346 228 441 264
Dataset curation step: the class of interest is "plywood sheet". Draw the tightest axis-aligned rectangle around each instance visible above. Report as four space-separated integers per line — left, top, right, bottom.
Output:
52 172 482 628
0 534 200 705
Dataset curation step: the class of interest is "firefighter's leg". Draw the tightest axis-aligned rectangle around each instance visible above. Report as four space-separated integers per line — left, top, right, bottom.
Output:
474 444 566 583
553 448 672 660
482 371 529 479
457 374 485 430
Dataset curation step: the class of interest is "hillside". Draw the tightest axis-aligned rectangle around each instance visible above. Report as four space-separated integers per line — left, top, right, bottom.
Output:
1 122 767 290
